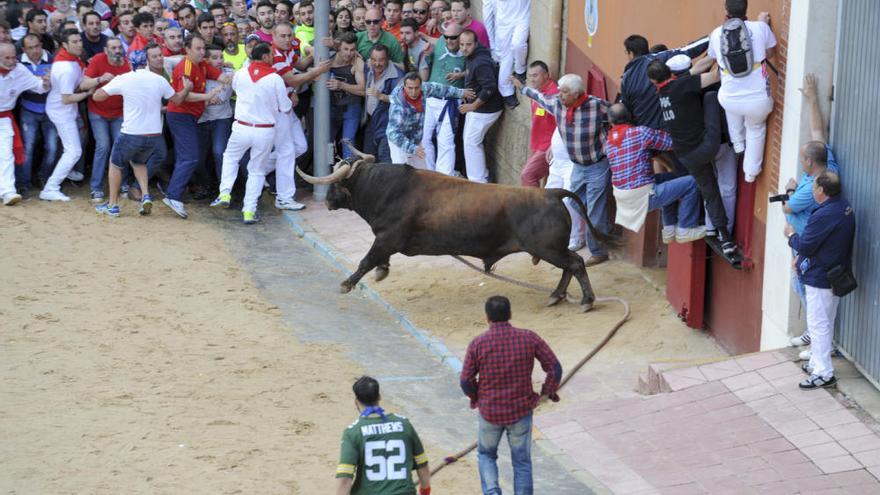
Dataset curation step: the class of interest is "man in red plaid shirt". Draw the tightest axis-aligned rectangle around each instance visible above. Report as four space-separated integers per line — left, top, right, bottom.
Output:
460 296 562 495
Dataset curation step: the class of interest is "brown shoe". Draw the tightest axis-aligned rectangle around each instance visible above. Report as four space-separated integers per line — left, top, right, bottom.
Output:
585 255 609 267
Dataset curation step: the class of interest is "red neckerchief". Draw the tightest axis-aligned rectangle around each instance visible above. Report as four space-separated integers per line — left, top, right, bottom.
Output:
54 47 86 69
0 110 25 164
607 124 633 148
565 93 589 124
248 61 276 82
0 67 9 76
654 75 677 93
405 92 423 113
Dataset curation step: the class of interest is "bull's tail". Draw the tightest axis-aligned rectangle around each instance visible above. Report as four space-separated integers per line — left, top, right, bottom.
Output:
557 189 624 251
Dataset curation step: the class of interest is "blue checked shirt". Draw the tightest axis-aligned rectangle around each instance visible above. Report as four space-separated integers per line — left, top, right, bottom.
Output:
522 86 610 166
386 82 465 154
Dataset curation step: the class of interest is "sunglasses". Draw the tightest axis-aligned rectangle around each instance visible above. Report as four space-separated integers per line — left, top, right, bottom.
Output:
365 19 381 24
413 8 427 14
403 10 413 14
444 34 459 40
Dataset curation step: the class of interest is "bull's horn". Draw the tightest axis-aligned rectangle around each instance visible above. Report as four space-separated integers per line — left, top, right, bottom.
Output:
295 163 351 185
342 140 375 163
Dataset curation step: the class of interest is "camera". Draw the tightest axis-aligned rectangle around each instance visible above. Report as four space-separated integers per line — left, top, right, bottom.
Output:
768 193 790 203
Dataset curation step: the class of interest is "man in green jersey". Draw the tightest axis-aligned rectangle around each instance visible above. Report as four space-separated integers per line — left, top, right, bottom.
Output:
336 376 432 495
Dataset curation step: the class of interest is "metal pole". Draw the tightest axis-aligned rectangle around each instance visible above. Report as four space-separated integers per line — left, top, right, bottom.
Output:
312 0 331 200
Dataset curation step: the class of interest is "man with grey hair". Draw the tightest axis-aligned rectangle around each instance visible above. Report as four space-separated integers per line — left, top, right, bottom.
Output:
513 72 612 266
0 41 50 205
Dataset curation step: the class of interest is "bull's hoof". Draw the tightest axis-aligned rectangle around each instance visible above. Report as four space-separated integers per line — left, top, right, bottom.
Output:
374 266 389 282
546 293 566 307
340 283 354 294
580 302 594 313
531 256 540 266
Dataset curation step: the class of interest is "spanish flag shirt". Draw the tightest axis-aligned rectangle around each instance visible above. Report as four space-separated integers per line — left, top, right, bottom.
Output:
166 56 223 118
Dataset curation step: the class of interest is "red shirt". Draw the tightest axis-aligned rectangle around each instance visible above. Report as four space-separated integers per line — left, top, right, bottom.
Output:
419 24 441 39
384 22 402 43
85 53 131 119
272 41 300 80
166 57 222 118
127 32 159 53
460 322 561 425
162 45 184 57
530 80 558 152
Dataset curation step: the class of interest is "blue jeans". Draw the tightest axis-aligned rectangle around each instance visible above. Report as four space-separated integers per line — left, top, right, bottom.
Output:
331 103 362 159
363 115 392 163
88 113 123 193
648 175 701 228
166 112 200 201
16 108 58 192
198 117 233 181
477 413 533 495
570 158 611 257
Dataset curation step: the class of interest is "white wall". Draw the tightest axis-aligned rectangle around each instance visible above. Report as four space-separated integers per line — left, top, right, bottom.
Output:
760 0 840 350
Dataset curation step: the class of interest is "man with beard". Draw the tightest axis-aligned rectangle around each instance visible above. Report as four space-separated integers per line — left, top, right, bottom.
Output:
458 29 501 183
399 18 427 73
0 41 50 205
86 37 132 202
21 9 56 53
221 21 247 69
294 0 315 48
254 1 274 43
174 4 197 35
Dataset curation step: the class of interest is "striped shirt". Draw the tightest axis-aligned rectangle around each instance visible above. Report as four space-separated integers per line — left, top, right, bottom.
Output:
522 86 609 166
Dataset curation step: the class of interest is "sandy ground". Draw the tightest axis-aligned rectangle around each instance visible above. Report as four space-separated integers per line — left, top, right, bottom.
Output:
0 195 475 494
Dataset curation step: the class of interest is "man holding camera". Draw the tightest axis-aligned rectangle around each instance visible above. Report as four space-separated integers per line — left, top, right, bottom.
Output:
784 172 855 390
778 74 841 359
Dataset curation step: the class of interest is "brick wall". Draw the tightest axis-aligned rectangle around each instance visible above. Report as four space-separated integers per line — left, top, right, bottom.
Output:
760 0 791 216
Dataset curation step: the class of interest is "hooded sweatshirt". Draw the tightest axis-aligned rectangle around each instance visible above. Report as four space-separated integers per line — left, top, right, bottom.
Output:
464 45 503 114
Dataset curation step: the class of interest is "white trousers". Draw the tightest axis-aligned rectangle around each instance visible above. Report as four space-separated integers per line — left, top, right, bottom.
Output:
421 97 457 175
496 20 530 97
43 117 82 193
219 122 275 212
805 285 840 379
0 119 15 196
273 112 308 202
705 144 738 233
546 156 585 244
389 141 427 169
718 92 773 182
463 110 501 183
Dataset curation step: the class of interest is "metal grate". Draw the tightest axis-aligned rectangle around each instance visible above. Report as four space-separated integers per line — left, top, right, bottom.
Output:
830 0 880 383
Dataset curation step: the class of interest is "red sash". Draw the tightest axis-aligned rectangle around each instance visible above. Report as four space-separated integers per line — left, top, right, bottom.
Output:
0 111 25 165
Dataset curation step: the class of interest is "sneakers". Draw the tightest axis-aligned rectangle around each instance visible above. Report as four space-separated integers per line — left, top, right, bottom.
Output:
676 226 707 243
39 190 71 202
705 229 718 238
243 210 259 224
790 333 811 347
799 375 837 390
140 194 153 216
661 226 675 244
120 184 130 200
798 349 812 361
66 170 84 182
503 94 520 109
275 198 306 211
162 197 188 219
96 203 120 217
90 190 105 203
210 192 232 208
568 239 586 251
801 362 813 374
2 193 22 206
721 240 737 256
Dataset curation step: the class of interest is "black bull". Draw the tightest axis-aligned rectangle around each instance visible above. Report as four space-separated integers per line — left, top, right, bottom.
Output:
297 157 619 312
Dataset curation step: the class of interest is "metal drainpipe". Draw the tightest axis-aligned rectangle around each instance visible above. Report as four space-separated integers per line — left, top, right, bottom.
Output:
312 0 331 200
555 0 568 75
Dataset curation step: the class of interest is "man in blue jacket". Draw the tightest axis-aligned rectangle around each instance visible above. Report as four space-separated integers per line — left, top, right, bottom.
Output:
363 44 403 163
785 172 855 390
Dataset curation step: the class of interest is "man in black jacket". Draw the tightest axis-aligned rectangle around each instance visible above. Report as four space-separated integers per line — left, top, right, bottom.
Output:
459 29 502 183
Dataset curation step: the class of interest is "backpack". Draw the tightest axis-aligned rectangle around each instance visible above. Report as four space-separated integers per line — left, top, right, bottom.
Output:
720 18 755 78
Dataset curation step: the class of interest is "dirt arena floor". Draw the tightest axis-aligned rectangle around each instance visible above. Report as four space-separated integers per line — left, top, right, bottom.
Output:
0 198 475 494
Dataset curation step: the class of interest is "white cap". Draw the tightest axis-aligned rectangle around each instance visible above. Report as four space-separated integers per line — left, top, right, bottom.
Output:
666 54 692 73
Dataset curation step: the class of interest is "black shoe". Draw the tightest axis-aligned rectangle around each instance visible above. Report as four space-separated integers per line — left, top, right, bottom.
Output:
799 375 837 390
705 229 717 238
721 241 737 256
514 72 527 84
504 94 520 109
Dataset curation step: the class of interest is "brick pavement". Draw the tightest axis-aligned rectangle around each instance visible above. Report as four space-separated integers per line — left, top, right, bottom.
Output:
535 350 880 494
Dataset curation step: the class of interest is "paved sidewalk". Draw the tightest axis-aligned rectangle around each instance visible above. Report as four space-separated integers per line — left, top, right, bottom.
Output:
536 351 880 494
